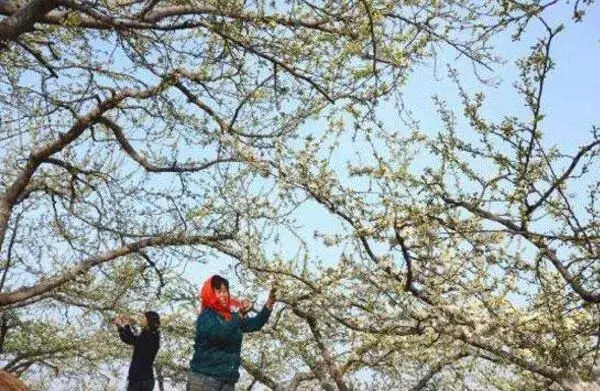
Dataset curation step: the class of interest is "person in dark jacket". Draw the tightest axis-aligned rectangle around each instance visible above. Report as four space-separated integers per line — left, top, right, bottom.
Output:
187 275 276 391
113 311 161 391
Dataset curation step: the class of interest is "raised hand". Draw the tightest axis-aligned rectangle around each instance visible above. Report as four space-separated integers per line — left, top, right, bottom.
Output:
240 299 254 313
239 299 254 318
111 316 124 327
112 315 132 327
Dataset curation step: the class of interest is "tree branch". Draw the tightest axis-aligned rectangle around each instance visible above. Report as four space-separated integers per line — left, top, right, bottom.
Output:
0 83 172 254
241 359 279 390
443 195 600 303
0 232 233 307
292 306 350 391
0 0 59 42
409 353 469 391
98 116 238 172
526 138 600 216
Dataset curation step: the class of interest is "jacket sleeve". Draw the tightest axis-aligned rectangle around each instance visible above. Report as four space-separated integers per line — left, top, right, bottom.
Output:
197 312 240 343
118 325 137 346
240 306 271 333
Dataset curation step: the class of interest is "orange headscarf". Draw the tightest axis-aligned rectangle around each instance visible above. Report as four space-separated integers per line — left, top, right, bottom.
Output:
198 275 241 321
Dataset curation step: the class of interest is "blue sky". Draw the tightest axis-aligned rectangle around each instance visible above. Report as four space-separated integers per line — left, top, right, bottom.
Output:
402 2 600 150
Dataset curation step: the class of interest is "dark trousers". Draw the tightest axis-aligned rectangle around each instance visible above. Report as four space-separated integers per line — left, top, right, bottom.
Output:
127 378 155 391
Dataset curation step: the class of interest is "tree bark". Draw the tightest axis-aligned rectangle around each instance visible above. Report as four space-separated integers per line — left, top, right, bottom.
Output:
0 0 59 42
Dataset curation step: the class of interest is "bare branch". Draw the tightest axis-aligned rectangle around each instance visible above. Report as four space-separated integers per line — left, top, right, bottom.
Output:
0 232 233 307
98 116 239 172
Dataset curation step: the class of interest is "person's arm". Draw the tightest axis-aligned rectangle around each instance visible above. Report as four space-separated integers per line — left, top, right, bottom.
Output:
241 288 276 333
118 324 137 346
197 311 240 343
240 306 272 333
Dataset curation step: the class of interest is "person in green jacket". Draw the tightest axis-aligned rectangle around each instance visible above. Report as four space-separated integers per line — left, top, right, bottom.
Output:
187 275 276 391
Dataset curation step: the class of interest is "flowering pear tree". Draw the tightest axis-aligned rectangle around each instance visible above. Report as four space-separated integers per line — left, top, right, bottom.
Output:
227 14 600 391
0 0 592 389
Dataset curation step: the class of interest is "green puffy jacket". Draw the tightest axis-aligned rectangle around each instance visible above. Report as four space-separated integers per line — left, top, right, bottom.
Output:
189 306 271 382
